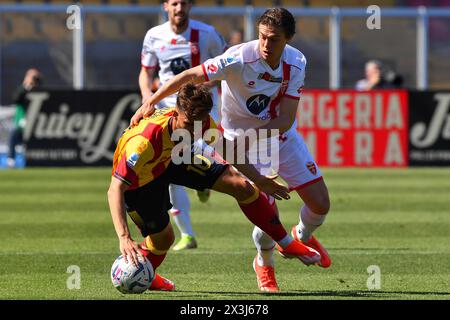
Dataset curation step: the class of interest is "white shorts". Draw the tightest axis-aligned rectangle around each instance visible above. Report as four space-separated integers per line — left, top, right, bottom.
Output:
246 126 323 191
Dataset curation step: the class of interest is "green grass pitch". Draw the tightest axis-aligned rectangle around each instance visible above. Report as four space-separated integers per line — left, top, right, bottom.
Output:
0 167 449 300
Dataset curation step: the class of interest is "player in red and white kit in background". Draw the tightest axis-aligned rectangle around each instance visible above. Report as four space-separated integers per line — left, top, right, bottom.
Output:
139 0 227 251
132 8 331 293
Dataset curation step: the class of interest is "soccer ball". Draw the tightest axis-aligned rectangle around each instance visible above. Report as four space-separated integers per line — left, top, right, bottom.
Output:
111 255 154 294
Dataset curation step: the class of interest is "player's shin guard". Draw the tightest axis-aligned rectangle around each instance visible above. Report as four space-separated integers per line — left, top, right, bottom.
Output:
238 190 288 243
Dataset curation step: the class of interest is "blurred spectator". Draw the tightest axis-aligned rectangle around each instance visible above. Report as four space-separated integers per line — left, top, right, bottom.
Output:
355 60 403 91
228 29 243 46
7 68 42 168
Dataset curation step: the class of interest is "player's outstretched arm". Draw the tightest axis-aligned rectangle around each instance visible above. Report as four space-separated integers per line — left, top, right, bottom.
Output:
234 163 290 201
107 177 142 267
130 65 207 126
211 137 290 200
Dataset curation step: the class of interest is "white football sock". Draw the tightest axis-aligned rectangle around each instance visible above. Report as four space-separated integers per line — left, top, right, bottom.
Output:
252 227 275 267
296 205 327 242
169 184 194 237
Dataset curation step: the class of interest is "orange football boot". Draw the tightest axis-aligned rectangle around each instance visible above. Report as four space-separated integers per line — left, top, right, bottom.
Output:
291 226 331 268
149 273 176 291
276 238 321 266
253 256 279 293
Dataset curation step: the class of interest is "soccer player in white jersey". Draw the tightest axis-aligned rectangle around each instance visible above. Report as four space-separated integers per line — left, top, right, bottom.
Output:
139 0 227 251
132 8 330 292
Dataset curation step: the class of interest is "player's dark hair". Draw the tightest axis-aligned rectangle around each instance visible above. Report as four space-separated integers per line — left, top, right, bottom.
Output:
176 82 212 121
257 7 296 39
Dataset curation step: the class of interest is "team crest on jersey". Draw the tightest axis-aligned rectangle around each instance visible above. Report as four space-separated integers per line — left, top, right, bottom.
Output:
246 94 270 115
170 57 189 75
306 161 317 175
136 141 148 154
258 72 282 83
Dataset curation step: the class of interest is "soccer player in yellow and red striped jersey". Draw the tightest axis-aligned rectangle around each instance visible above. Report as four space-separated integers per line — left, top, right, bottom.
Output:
112 107 216 191
108 83 320 291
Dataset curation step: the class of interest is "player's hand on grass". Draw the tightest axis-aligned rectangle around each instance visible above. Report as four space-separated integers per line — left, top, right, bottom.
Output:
130 102 156 127
255 175 290 201
119 236 143 267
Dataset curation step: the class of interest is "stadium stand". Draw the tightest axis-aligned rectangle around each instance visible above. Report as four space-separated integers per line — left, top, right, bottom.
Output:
219 0 249 6
135 0 163 4
3 13 40 42
40 13 71 42
10 0 400 5
250 0 280 7
107 0 133 4
123 15 151 39
298 0 395 6
193 0 219 6
297 17 328 41
1 0 449 101
280 0 306 6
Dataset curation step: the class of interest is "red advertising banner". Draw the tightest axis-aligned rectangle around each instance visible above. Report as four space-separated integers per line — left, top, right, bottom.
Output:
297 90 409 167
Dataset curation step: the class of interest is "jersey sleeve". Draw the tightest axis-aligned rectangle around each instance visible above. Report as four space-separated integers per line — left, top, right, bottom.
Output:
207 28 228 57
285 55 307 100
201 48 241 82
141 31 158 69
114 135 154 186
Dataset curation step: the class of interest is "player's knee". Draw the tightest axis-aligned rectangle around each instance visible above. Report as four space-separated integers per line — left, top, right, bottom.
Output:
148 223 175 252
226 169 256 202
235 180 258 203
160 228 176 251
213 166 255 202
310 194 330 215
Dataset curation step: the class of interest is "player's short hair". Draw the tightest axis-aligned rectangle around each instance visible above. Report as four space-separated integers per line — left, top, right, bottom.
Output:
257 8 296 39
176 83 212 121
